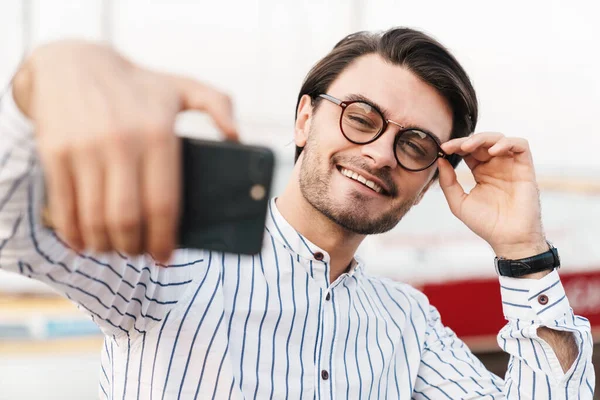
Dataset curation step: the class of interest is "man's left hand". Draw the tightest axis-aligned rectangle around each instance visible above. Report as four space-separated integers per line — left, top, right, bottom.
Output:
437 132 548 259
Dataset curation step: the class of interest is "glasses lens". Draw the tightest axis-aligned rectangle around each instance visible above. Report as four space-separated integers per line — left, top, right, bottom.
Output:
396 129 439 170
341 102 384 143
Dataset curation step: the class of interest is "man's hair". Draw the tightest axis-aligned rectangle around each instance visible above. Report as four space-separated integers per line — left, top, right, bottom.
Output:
294 27 478 173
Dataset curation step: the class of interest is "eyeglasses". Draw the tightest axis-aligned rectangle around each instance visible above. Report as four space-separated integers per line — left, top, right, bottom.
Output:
318 93 447 172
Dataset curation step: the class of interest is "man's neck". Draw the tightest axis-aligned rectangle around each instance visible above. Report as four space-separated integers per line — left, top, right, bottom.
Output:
276 169 365 283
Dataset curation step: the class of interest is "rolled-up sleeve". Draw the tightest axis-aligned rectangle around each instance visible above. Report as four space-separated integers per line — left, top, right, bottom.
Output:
499 269 595 398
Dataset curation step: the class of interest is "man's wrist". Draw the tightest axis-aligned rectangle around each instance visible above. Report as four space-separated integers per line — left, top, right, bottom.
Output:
492 239 549 260
494 239 553 279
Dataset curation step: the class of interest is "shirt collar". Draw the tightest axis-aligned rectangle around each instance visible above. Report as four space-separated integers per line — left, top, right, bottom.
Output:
265 198 329 262
264 198 364 280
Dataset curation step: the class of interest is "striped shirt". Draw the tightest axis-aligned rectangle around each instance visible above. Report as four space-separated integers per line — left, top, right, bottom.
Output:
0 89 594 399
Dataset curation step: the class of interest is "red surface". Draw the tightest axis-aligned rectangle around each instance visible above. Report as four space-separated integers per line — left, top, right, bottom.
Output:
420 269 600 338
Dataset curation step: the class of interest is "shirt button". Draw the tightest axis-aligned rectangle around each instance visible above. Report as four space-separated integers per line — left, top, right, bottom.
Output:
325 293 331 301
321 369 329 380
538 294 549 305
314 252 324 261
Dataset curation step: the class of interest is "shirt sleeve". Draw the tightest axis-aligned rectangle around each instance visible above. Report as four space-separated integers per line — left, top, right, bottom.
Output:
413 270 595 399
0 85 204 338
498 269 595 398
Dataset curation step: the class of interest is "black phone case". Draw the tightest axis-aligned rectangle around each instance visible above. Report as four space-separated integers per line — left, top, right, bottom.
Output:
178 138 275 255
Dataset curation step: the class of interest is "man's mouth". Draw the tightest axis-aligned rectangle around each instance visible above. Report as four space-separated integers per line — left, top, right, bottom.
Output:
338 166 387 195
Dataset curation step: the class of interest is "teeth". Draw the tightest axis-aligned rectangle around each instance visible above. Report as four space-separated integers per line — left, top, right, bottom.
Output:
340 168 383 194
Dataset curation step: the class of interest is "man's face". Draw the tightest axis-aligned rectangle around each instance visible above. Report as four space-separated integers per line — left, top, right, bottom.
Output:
295 54 453 234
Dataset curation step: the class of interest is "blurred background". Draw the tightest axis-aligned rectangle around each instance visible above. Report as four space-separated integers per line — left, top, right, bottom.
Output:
1 0 599 398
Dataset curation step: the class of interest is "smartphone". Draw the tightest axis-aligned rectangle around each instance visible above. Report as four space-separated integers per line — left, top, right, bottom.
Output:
178 137 275 255
41 138 275 256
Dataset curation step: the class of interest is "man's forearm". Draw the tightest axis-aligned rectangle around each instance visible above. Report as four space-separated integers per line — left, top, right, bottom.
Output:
520 270 579 373
537 326 579 373
521 267 579 373
502 244 579 372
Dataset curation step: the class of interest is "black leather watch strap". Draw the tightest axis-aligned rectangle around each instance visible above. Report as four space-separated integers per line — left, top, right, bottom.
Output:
495 244 560 278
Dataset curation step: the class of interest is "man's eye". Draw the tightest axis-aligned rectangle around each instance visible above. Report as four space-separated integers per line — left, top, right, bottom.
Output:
346 114 378 132
348 115 376 128
398 140 427 157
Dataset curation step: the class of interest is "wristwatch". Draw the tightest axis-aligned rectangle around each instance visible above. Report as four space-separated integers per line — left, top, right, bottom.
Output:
495 243 560 277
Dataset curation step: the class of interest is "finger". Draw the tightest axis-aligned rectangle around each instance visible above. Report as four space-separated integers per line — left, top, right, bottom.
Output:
72 149 110 252
437 158 467 217
462 154 480 171
168 75 239 141
38 143 83 250
104 147 143 255
448 133 506 163
488 137 529 156
460 132 505 152
466 147 494 163
141 132 180 263
441 137 471 155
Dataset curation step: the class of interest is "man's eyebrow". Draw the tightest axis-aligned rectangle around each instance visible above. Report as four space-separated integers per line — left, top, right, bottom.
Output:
344 93 444 144
344 93 392 117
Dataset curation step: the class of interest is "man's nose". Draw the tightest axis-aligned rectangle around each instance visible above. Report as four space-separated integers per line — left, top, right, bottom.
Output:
360 126 398 169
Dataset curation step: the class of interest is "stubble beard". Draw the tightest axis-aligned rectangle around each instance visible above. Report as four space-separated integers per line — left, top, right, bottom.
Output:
298 130 418 235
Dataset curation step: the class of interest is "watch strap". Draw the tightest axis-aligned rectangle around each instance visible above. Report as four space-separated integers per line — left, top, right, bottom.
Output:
495 245 560 278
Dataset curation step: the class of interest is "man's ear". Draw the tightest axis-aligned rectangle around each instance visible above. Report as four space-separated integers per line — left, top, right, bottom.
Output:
295 94 313 148
415 177 437 205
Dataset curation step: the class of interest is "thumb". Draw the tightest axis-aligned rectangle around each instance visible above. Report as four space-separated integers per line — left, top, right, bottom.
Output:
437 158 467 217
169 75 239 141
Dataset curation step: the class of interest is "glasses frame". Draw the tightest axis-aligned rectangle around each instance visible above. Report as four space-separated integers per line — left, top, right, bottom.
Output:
318 93 447 172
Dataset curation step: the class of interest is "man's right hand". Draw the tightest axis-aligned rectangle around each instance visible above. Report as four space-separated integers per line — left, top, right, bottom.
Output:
12 40 238 262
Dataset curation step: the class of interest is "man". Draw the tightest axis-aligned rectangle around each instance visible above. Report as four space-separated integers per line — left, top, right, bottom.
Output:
0 28 593 398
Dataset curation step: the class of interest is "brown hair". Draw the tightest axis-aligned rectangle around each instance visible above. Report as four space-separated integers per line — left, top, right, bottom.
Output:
295 27 477 173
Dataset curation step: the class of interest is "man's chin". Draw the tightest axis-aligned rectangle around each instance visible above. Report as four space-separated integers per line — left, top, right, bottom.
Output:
319 205 402 235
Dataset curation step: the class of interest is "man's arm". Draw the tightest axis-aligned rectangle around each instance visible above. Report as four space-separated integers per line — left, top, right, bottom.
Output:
497 240 582 374
498 269 594 397
12 40 238 260
537 327 579 372
413 283 594 399
0 40 238 336
0 85 201 336
520 267 580 373
435 132 595 396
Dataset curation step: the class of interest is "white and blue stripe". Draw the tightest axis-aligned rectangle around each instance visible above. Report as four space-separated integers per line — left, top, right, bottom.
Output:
0 89 594 398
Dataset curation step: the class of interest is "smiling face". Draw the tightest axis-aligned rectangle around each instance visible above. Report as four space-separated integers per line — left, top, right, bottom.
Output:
295 54 453 234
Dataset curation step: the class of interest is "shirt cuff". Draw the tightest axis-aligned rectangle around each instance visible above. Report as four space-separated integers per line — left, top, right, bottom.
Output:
499 269 570 323
0 84 36 142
